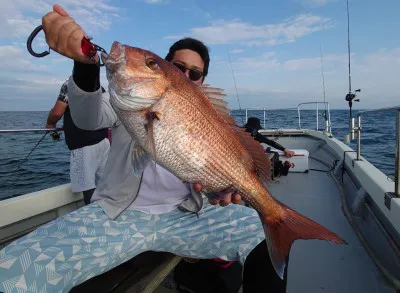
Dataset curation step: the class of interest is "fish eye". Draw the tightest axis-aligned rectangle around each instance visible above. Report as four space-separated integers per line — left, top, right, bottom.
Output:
145 58 159 71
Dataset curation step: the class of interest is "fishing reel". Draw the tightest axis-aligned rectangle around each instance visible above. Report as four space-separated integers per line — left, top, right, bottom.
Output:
345 89 361 108
344 89 361 144
50 131 62 141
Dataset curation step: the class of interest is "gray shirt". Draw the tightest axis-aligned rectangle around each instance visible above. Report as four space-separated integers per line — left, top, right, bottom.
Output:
67 77 204 219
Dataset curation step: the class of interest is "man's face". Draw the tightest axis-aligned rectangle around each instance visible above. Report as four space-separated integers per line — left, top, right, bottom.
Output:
170 49 205 85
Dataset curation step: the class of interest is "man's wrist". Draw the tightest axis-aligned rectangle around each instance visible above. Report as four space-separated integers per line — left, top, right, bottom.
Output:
72 59 100 92
46 123 57 129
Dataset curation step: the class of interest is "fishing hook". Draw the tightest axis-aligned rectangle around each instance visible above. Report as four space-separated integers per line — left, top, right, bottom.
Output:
26 24 107 67
27 25 50 57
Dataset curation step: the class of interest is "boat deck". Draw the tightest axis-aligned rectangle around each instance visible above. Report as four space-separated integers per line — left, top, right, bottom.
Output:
135 144 396 293
1 133 397 293
267 156 394 293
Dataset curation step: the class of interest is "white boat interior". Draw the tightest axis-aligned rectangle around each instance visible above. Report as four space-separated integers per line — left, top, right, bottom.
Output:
0 104 399 293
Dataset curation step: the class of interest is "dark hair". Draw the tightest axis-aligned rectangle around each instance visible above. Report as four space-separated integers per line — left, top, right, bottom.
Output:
244 117 262 131
165 37 210 77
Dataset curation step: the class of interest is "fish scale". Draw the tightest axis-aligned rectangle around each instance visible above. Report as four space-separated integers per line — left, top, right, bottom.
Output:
151 92 250 192
102 41 347 280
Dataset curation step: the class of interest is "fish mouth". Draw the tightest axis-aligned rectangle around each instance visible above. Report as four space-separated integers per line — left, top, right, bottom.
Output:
101 48 125 74
103 41 159 111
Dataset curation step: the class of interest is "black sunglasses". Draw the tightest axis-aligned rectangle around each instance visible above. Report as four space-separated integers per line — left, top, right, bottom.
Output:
173 62 203 81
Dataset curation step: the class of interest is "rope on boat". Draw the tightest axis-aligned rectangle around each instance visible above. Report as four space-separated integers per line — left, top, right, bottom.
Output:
309 156 338 173
304 138 399 288
330 169 400 290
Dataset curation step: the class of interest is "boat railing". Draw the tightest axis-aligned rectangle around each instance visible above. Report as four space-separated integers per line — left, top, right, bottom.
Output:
352 105 400 200
297 102 332 134
244 107 267 129
244 103 332 134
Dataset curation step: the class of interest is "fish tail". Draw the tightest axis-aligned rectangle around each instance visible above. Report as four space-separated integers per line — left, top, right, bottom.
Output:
260 199 347 279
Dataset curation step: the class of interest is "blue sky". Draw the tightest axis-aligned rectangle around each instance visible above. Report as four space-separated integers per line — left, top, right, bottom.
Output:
1 0 400 111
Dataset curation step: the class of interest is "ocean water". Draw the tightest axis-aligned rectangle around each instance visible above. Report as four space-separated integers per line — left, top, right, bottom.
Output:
0 109 397 200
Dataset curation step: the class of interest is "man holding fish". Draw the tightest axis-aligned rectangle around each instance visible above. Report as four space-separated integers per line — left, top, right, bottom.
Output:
0 4 346 293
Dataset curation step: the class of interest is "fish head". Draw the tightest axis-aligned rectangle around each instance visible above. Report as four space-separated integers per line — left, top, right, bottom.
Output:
102 41 172 112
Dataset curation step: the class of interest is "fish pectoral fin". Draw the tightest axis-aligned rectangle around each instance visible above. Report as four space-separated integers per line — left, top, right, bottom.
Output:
148 111 163 120
145 111 162 161
132 141 152 175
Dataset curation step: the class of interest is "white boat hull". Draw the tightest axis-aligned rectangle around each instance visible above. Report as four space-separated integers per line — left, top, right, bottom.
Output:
1 129 399 292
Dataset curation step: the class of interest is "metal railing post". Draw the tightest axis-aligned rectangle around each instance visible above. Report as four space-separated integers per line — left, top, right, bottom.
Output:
298 106 301 129
328 103 332 134
263 108 266 129
356 106 400 199
395 110 400 197
297 102 331 132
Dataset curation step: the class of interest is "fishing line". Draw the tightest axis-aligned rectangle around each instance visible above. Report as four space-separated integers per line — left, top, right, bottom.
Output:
0 131 50 187
227 48 244 125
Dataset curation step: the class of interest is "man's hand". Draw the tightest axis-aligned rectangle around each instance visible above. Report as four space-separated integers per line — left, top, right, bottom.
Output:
45 124 56 129
42 4 95 64
283 149 295 157
192 183 242 207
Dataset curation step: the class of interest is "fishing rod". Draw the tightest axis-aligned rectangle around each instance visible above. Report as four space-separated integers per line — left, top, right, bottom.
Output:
320 45 330 134
347 0 352 95
320 45 327 109
0 128 62 133
344 0 361 140
227 48 245 125
0 130 57 188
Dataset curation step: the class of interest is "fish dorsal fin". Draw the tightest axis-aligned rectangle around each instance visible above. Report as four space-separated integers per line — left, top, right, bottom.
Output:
199 85 231 118
199 85 271 184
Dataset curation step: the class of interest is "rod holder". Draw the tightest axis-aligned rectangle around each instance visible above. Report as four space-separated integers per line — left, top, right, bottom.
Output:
350 117 355 141
356 116 361 160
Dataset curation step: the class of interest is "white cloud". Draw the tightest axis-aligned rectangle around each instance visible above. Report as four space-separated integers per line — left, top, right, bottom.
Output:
0 0 120 39
283 54 348 71
0 44 67 110
212 52 280 81
0 75 66 108
234 52 280 71
0 0 121 111
0 45 49 71
0 46 22 58
145 0 164 3
166 14 333 46
0 1 40 38
51 58 70 63
208 47 400 110
230 49 244 54
299 0 337 8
